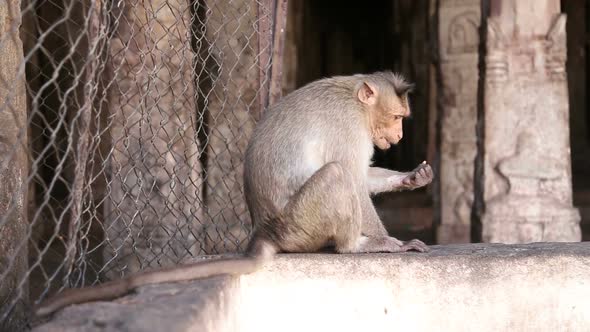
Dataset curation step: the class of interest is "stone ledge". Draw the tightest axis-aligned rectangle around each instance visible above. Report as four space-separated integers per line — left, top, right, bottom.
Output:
32 243 590 332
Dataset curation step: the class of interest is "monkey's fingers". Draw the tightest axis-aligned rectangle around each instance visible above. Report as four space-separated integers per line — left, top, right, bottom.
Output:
419 164 432 177
418 168 428 179
425 165 434 179
411 162 428 173
400 239 430 253
423 168 434 183
418 165 434 183
424 164 433 177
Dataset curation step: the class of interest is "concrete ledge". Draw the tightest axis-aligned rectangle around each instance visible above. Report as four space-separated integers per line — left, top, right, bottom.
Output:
32 243 590 332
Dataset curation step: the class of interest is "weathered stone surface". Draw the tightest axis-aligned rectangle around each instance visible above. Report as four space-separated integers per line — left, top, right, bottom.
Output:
0 0 29 329
436 0 480 244
33 243 590 332
32 276 238 332
479 0 581 242
103 0 204 279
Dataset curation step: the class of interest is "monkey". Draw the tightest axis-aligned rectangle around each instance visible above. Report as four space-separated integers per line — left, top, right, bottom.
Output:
34 71 433 317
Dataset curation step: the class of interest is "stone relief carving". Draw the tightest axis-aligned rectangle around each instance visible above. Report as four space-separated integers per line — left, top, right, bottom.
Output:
482 132 580 243
497 132 561 184
448 11 479 55
453 160 474 226
485 19 508 84
486 17 505 49
441 105 477 146
437 0 480 243
545 14 566 80
480 2 580 243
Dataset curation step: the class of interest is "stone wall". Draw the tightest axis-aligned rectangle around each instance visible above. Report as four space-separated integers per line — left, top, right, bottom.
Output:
104 0 204 278
0 0 29 329
201 0 260 254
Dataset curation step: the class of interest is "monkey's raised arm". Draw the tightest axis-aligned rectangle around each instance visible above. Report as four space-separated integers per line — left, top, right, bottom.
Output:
367 162 433 195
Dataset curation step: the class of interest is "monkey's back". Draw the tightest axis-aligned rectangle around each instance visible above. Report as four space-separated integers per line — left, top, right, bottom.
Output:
244 77 373 228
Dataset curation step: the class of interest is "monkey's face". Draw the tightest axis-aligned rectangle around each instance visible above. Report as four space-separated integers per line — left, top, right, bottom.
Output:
357 81 411 150
370 94 409 150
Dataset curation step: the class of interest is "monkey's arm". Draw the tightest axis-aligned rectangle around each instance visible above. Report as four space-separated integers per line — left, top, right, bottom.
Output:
367 161 433 195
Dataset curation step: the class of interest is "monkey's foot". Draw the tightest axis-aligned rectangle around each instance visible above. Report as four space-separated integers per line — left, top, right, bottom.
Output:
401 161 434 189
352 236 430 254
400 239 430 253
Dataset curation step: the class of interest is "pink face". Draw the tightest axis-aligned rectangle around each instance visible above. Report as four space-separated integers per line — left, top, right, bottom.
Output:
372 113 404 149
370 95 409 150
357 81 411 150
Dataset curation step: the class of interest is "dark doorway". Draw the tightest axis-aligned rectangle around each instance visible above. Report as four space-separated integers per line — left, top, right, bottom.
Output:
285 0 436 243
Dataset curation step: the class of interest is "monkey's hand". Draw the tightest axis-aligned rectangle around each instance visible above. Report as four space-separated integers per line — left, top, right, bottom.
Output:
367 163 433 194
401 161 433 190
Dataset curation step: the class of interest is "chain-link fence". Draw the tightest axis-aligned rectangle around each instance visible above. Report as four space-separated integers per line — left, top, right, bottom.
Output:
0 0 287 329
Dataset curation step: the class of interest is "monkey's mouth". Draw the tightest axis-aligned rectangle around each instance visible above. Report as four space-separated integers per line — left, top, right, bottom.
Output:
376 140 391 150
374 137 396 150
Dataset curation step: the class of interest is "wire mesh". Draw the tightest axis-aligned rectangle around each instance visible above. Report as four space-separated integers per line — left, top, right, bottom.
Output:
0 0 285 329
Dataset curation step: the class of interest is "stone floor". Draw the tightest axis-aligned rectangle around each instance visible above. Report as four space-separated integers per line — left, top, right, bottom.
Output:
32 242 590 332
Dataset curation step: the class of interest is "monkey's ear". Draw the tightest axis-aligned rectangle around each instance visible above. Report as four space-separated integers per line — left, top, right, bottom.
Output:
357 82 378 106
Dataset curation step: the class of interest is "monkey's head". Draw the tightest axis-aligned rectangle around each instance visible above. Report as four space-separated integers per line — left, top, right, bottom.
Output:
356 72 413 150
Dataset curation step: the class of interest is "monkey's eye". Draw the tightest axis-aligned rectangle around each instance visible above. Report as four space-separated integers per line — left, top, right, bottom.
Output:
393 115 402 120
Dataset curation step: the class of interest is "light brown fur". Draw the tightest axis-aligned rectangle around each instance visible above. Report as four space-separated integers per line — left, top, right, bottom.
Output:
34 71 433 317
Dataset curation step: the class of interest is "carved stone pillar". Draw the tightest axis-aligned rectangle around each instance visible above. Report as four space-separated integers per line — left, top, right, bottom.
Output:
436 0 480 243
479 0 581 243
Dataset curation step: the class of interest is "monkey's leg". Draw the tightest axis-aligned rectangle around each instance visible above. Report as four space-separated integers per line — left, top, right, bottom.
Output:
339 167 428 253
353 170 428 251
279 162 427 254
276 162 358 252
367 162 433 194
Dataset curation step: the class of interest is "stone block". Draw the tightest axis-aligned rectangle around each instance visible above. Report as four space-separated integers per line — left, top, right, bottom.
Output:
33 243 590 332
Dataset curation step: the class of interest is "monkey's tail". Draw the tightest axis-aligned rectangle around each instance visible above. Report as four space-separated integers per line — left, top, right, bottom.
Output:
34 237 277 317
33 278 134 317
131 236 276 286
